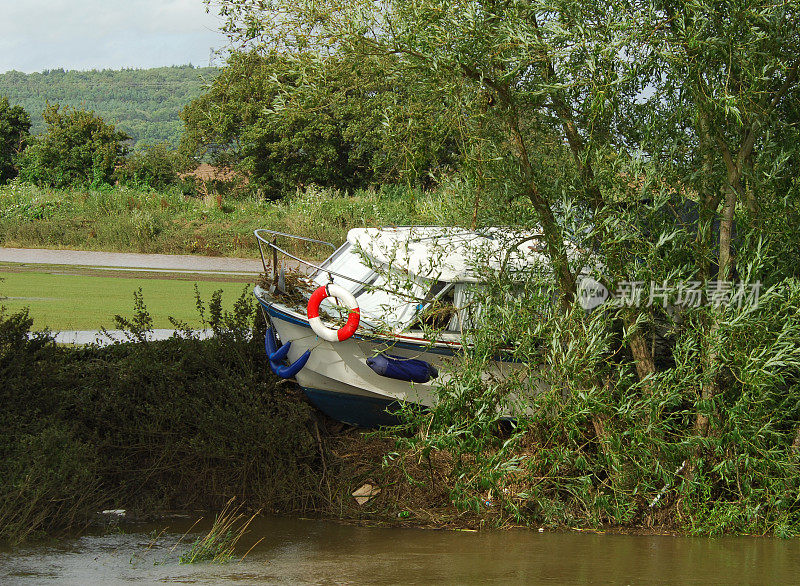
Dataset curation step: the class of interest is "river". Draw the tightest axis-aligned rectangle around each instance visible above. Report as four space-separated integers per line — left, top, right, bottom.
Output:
1 516 797 584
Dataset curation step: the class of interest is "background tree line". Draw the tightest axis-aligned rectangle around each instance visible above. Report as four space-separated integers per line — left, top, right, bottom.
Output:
0 66 218 149
0 56 461 196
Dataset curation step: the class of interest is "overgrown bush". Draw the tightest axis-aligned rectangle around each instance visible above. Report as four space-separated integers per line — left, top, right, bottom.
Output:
0 293 324 544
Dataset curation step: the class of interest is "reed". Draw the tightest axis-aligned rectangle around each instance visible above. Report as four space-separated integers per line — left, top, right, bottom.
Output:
179 498 261 564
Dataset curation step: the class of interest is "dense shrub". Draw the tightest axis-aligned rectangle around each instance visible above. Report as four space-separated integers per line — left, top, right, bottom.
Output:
17 104 129 188
0 294 323 544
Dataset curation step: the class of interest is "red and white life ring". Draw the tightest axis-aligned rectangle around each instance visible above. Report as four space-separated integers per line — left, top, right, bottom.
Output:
307 284 360 342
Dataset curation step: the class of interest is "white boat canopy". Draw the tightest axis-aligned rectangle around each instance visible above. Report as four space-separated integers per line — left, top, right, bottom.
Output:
347 226 550 284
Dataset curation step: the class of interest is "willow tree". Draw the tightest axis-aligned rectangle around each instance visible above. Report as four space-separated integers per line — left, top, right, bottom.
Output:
213 0 630 279
206 0 800 533
630 1 800 436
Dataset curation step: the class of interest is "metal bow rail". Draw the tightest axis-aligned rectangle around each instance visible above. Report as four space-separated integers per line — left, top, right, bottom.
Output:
254 228 373 292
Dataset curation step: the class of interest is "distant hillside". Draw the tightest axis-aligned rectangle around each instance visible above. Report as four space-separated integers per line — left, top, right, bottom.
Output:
0 65 219 149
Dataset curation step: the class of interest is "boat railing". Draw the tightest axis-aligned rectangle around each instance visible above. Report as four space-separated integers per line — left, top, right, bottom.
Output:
254 228 372 290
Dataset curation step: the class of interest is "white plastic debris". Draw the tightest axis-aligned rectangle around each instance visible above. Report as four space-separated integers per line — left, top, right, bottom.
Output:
351 483 381 505
100 509 126 517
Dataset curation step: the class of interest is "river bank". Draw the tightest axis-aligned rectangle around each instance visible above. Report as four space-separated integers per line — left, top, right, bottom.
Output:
0 300 460 544
3 295 800 543
0 301 626 544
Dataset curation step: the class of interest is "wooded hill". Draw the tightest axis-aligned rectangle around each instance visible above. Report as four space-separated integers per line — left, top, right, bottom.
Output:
0 65 219 149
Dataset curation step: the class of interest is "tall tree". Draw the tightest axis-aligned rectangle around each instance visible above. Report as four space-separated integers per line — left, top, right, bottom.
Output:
633 1 800 435
205 0 640 299
181 50 460 197
18 104 129 188
0 96 31 185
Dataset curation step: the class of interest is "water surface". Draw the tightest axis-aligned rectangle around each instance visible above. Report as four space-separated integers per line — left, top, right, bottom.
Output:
1 516 796 584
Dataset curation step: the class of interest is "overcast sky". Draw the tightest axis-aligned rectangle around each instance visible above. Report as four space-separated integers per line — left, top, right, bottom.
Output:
0 0 227 73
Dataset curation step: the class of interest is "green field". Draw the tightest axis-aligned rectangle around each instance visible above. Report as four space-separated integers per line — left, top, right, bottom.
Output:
0 266 253 330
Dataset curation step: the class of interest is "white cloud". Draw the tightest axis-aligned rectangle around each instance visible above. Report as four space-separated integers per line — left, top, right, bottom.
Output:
0 0 226 72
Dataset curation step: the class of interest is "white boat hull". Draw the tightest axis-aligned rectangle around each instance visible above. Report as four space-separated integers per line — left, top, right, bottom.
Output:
255 286 531 426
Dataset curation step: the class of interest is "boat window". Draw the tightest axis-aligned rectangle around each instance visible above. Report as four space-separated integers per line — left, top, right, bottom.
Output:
448 284 486 332
354 273 422 326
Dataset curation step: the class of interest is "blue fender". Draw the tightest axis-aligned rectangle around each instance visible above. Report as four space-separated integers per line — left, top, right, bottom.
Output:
270 340 292 362
265 327 279 355
265 328 309 379
273 350 311 379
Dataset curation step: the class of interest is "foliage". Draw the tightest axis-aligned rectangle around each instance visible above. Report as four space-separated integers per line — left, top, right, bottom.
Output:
115 142 192 189
0 66 219 149
0 181 470 257
205 0 800 535
389 224 800 535
181 51 460 198
0 96 31 185
18 104 129 188
0 293 323 544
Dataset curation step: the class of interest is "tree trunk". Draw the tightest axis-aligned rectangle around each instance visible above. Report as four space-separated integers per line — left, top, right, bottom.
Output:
505 109 577 308
625 314 656 390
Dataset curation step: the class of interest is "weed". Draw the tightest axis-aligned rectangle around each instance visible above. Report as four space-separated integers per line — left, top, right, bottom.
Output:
179 498 260 564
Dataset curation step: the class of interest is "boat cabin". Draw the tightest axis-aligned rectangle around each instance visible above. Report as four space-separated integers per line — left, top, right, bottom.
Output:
305 227 548 337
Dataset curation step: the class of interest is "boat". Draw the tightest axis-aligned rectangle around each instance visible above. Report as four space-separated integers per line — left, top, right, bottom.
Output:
253 226 550 427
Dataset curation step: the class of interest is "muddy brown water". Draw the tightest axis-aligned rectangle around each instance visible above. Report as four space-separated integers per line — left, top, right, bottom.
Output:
1 516 798 584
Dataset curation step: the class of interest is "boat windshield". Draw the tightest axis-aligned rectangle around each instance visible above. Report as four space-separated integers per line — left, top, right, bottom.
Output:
311 242 423 329
311 241 489 334
407 282 486 334
312 244 374 291
449 283 486 332
353 274 423 327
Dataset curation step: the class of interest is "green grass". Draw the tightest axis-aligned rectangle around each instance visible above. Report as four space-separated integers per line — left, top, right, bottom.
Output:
0 268 252 330
0 181 488 259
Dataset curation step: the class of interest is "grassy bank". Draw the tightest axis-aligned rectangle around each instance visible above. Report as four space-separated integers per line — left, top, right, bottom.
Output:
0 266 251 330
4 283 800 544
0 181 483 259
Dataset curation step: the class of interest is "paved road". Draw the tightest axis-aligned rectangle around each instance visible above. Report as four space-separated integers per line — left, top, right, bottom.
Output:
0 247 265 275
51 329 215 346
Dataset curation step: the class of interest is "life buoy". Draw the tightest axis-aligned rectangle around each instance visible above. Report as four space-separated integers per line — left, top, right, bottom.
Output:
307 284 360 342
